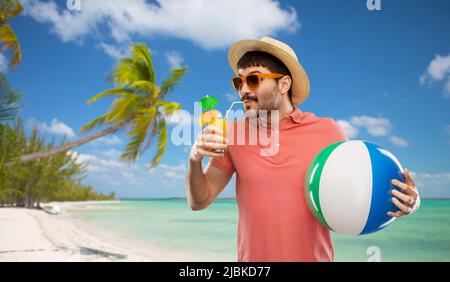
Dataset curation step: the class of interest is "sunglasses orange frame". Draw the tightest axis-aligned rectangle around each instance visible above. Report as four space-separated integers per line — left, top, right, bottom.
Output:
231 73 285 92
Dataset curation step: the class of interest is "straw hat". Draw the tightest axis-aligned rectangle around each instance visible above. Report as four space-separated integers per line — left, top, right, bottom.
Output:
228 36 310 106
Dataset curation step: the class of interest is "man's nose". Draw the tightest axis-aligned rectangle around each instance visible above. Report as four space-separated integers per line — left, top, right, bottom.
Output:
240 81 253 99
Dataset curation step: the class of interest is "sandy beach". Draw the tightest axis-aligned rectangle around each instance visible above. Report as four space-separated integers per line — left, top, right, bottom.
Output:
0 201 197 262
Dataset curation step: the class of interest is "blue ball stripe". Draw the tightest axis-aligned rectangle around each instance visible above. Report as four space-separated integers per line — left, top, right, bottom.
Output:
360 142 404 235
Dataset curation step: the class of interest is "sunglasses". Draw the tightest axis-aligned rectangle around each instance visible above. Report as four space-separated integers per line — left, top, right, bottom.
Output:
231 73 285 92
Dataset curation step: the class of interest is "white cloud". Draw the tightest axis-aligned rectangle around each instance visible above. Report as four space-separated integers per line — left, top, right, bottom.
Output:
0 53 8 73
419 74 427 86
68 150 109 172
444 125 450 145
28 118 76 138
411 172 450 198
165 51 183 69
90 135 122 146
120 171 137 184
445 125 450 134
446 78 450 96
336 119 358 139
337 115 409 147
388 135 409 147
70 149 188 196
152 163 187 181
225 92 238 102
96 42 130 59
164 109 193 126
420 54 450 98
350 115 392 137
75 153 96 164
21 0 299 50
100 148 122 159
424 55 450 81
71 150 128 173
68 151 95 163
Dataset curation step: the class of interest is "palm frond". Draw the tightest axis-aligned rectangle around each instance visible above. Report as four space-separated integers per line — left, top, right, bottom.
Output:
130 44 155 83
0 73 21 121
158 67 187 100
0 0 23 20
157 101 181 117
0 97 19 121
87 87 135 105
110 58 136 86
121 107 156 162
111 44 155 86
127 107 156 136
149 115 167 168
141 117 158 153
79 113 110 133
130 80 156 94
0 24 21 67
108 94 143 123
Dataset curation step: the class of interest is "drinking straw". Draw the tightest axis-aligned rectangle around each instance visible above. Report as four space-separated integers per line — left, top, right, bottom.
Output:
224 101 244 120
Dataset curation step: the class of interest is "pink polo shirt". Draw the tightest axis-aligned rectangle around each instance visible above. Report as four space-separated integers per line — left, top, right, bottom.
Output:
209 107 348 262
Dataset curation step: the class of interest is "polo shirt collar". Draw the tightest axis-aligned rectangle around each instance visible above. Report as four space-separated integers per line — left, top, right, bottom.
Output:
287 107 303 124
256 107 304 128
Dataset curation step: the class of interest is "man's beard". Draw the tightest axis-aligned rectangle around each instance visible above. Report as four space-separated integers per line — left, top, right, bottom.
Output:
244 87 281 119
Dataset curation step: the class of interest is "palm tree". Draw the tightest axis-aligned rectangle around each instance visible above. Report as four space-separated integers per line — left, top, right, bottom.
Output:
9 43 187 168
0 0 23 124
0 73 20 121
0 0 23 68
1 117 115 207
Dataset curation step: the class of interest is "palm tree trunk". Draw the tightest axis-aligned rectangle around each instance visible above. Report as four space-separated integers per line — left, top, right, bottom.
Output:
6 117 135 166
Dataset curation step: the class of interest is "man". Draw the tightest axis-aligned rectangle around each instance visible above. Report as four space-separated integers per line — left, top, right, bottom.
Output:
185 37 420 262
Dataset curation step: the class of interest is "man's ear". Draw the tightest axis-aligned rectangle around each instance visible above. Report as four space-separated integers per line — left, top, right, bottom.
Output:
278 75 292 96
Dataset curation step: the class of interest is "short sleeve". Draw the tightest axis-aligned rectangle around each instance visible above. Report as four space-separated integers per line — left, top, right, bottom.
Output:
209 147 236 175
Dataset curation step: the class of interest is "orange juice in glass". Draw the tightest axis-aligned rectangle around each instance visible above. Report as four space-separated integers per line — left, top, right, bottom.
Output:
199 109 225 153
199 101 243 153
211 117 227 137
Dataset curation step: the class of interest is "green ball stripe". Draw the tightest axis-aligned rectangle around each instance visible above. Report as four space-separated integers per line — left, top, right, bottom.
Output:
304 141 345 231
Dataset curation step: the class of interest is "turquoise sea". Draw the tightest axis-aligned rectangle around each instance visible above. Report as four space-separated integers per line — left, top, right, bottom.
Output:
68 199 450 262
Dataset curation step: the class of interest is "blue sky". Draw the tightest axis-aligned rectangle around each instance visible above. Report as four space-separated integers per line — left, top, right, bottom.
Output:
2 0 449 198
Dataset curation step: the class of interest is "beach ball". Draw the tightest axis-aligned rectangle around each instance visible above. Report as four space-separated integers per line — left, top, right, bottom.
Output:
305 140 404 235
